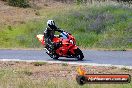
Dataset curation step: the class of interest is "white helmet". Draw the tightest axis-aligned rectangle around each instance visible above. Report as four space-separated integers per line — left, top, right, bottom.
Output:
47 20 57 30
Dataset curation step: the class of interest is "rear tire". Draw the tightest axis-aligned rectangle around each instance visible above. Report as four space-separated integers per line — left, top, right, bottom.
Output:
75 48 84 60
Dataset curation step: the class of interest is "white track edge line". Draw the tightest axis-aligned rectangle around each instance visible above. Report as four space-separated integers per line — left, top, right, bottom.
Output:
1 59 132 69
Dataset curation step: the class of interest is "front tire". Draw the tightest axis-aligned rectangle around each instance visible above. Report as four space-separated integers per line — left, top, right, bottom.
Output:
75 48 84 60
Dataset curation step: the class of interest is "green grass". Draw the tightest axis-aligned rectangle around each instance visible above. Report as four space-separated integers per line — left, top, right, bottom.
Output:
0 2 132 49
0 21 44 48
32 62 47 66
53 4 132 49
61 63 68 66
7 0 30 8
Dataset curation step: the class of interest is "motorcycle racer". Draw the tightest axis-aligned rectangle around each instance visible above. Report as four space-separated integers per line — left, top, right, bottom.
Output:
44 20 63 54
37 24 84 60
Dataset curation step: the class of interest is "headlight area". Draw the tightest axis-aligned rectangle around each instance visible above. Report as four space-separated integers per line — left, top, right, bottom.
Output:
69 40 74 44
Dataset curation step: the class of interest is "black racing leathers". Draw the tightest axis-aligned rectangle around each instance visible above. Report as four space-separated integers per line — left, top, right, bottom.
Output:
44 27 63 53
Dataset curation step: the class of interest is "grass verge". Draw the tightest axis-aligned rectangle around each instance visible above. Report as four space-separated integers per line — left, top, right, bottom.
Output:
0 61 132 88
0 1 132 50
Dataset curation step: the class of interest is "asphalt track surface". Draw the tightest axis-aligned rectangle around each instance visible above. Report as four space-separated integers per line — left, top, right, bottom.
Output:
0 49 132 66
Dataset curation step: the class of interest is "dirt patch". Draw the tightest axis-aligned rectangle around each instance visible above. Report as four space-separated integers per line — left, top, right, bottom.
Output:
0 0 66 26
0 1 33 25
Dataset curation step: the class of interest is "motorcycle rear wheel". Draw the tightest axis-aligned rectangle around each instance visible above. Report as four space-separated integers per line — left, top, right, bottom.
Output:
75 48 84 60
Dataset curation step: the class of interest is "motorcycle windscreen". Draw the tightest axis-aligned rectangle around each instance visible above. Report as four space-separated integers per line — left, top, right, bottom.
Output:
36 34 45 45
60 32 68 39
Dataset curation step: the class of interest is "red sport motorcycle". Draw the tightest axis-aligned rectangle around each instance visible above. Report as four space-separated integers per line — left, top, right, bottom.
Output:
36 31 84 60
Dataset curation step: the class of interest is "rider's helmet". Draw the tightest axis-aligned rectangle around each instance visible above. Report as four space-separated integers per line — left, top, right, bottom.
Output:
47 20 57 30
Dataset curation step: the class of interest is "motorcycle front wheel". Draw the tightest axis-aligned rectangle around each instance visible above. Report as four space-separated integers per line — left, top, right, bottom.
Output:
75 48 84 60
